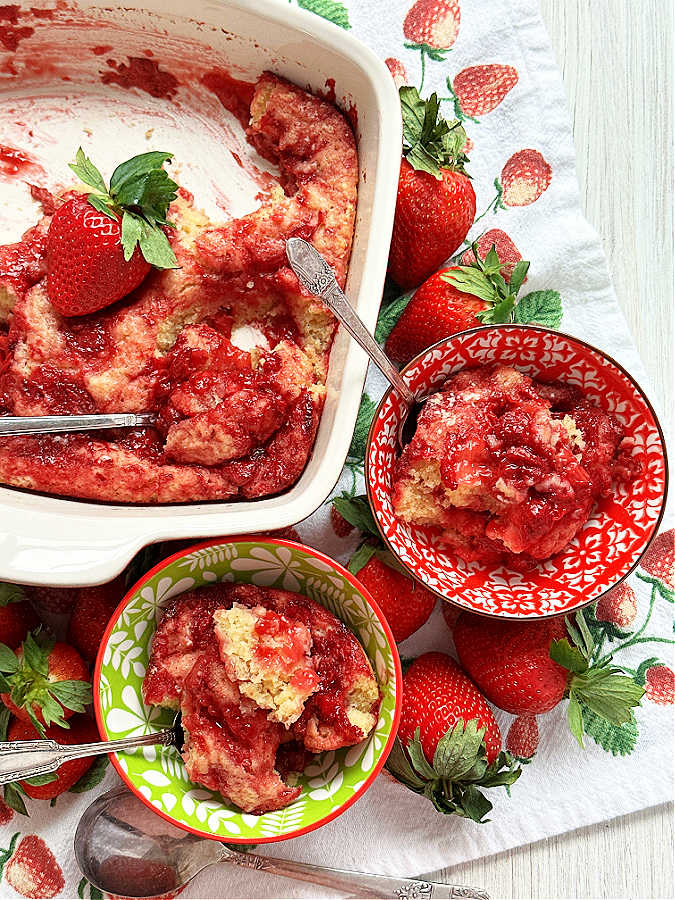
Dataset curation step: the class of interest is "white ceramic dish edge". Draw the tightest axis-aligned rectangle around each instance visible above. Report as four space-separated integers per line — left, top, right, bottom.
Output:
0 0 402 586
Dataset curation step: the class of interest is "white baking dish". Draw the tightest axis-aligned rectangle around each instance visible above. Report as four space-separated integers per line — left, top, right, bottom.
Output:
0 0 401 585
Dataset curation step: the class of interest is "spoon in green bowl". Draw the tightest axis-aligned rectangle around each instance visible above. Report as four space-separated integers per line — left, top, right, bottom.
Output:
74 783 490 899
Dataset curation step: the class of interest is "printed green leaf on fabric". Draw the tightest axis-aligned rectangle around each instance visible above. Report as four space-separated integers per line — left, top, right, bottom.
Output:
512 290 563 328
348 393 378 460
297 0 351 29
581 704 639 756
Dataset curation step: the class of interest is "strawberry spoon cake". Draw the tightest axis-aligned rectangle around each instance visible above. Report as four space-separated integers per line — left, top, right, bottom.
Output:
0 73 357 502
143 584 381 814
392 364 640 571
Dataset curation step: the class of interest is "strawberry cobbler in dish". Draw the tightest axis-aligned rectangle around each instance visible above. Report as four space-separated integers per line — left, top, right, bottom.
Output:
392 364 640 571
0 73 357 502
143 583 381 814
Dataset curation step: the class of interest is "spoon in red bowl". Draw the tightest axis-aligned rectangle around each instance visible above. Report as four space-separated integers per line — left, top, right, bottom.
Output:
75 783 490 899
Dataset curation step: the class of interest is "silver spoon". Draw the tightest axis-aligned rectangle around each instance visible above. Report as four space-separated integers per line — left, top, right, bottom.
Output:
285 237 423 447
0 715 183 785
0 412 157 436
75 784 490 899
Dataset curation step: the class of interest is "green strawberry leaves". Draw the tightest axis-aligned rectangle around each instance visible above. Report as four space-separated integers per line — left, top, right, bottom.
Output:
0 583 25 607
386 724 521 823
68 147 179 269
400 86 469 178
333 494 379 539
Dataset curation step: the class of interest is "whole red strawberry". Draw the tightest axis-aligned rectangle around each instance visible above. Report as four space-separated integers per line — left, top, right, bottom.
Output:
8 715 100 798
385 57 408 89
0 584 38 650
354 554 436 643
498 149 552 207
403 0 460 51
644 665 674 705
67 578 124 665
451 64 519 120
595 583 637 629
639 529 674 591
0 834 65 899
387 652 520 820
460 228 523 281
506 715 539 760
453 611 644 746
47 147 179 317
330 504 354 538
0 631 91 733
388 87 475 290
24 585 79 617
441 601 461 632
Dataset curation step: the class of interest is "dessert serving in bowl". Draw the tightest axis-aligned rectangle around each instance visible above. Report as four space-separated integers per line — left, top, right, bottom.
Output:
366 324 668 619
0 0 401 585
93 537 401 842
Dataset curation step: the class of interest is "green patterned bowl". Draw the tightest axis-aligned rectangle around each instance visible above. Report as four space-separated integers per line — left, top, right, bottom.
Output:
93 537 402 843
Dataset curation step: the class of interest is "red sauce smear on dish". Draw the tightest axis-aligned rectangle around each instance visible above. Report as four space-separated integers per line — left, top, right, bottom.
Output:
201 67 255 128
0 144 40 177
101 56 179 100
0 5 34 52
91 44 112 56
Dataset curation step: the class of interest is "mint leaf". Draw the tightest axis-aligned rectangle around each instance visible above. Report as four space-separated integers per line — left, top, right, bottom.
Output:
0 583 25 606
581 704 639 756
138 222 179 269
348 392 378 460
347 543 377 575
70 756 109 793
121 211 143 262
513 290 563 328
296 0 351 29
333 494 379 536
69 148 108 195
375 289 414 342
109 151 173 193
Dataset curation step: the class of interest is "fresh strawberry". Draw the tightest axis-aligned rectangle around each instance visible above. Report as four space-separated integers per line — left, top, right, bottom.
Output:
595 584 637 629
7 715 100 799
47 148 179 316
498 148 552 207
385 57 408 89
451 64 518 120
24 585 78 616
0 798 14 825
0 834 65 899
0 584 38 649
330 503 354 538
388 87 475 290
403 0 460 51
67 579 124 665
387 652 520 820
506 715 539 760
385 242 535 364
639 529 674 590
453 611 644 746
0 632 91 733
460 228 523 282
353 554 436 643
441 602 461 632
644 665 674 705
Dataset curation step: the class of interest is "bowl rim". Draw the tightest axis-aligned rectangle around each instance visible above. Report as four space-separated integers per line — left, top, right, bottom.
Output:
93 535 403 843
365 322 670 620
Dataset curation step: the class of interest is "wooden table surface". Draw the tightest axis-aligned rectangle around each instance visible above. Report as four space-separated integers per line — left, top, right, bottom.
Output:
432 2 674 898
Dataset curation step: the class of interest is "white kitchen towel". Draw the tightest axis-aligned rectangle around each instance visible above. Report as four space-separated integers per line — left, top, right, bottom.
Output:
0 1 672 898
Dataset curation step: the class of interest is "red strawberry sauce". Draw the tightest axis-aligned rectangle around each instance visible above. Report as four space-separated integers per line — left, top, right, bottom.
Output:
0 5 34 52
201 67 255 128
101 56 179 99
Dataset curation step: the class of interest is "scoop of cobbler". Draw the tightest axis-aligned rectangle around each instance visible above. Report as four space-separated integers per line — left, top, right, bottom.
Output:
0 72 357 502
143 584 381 814
392 364 640 570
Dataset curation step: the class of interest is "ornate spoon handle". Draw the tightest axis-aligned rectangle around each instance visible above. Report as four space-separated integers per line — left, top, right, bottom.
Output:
0 413 157 436
222 848 490 899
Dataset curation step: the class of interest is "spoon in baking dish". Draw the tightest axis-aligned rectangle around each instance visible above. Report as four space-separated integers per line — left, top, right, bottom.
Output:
75 783 490 899
0 715 184 786
286 237 422 447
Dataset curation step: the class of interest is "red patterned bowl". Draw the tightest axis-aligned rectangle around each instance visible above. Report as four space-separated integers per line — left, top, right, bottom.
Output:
366 325 668 619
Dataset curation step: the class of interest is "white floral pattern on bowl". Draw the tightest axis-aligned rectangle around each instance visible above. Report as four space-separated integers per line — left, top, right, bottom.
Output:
366 325 668 618
94 538 401 843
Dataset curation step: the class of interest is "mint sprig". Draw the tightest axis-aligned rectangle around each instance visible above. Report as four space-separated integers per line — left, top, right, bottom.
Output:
400 86 469 179
68 147 179 269
442 241 563 328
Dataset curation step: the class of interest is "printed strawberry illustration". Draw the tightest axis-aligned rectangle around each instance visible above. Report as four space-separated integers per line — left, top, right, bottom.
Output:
453 611 644 747
638 529 674 597
0 798 14 825
386 652 520 821
644 665 674 705
332 494 436 642
385 242 562 364
385 57 408 89
388 86 475 290
595 583 638 629
0 834 65 899
0 584 38 650
0 631 91 734
459 228 524 281
498 148 552 207
67 579 124 665
47 148 179 316
24 585 79 616
506 715 539 760
403 0 461 55
449 64 519 121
